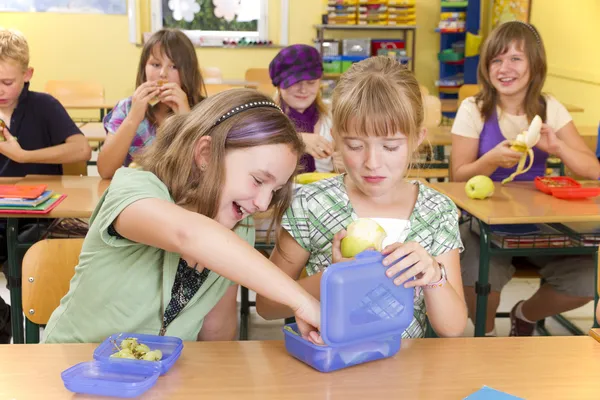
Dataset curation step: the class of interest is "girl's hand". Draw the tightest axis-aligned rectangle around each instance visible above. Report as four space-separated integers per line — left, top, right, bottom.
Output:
489 140 523 169
301 133 333 159
381 242 442 288
130 81 160 123
159 82 191 114
535 123 563 155
293 296 324 345
331 229 354 264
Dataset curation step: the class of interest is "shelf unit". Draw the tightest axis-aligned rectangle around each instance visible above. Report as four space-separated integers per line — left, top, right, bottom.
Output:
314 24 417 73
437 0 480 117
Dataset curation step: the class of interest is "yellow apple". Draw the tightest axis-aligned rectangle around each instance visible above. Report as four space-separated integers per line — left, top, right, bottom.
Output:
465 175 495 200
340 218 387 258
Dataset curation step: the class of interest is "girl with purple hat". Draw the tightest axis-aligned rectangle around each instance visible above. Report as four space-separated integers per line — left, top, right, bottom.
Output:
451 21 600 337
269 44 342 173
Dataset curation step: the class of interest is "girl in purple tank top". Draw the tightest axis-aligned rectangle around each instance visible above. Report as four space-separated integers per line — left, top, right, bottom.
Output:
450 22 600 338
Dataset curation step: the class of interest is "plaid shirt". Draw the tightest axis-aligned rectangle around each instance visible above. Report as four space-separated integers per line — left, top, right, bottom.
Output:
281 175 463 338
103 97 157 167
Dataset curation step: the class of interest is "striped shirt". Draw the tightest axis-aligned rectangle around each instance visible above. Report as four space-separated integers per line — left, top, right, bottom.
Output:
281 174 463 338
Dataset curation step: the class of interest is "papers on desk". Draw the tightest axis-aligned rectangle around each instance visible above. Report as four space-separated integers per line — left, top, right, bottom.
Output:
464 386 524 399
0 184 66 214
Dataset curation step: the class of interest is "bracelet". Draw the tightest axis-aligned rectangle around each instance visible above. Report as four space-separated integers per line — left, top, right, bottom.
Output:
424 262 447 289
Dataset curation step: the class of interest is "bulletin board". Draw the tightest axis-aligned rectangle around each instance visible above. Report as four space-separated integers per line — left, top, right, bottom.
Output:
492 0 531 27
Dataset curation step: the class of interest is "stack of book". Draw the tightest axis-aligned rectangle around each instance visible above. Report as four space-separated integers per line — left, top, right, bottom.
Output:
0 184 66 214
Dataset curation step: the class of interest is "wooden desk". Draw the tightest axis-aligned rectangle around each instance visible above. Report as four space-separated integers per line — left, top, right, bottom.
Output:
1 175 109 219
2 337 600 399
79 122 107 143
428 181 600 225
426 125 452 146
441 98 585 114
427 181 600 337
3 175 110 344
60 100 117 110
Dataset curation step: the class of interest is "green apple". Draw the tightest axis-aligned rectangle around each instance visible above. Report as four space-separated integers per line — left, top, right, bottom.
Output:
465 175 495 200
340 218 387 258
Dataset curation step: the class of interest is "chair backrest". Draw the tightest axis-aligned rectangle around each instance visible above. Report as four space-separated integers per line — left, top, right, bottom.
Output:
245 68 271 85
255 83 277 99
419 84 430 97
45 80 104 104
202 67 223 84
423 95 442 128
62 161 88 176
204 83 237 97
22 238 84 325
458 84 481 105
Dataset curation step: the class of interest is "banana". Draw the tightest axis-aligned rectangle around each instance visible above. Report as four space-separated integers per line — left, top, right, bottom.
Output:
295 172 339 185
502 115 542 184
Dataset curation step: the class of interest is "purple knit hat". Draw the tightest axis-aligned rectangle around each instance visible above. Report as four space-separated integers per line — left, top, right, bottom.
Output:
269 44 324 89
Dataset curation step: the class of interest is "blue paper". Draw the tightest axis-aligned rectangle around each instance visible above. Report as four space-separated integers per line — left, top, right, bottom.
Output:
464 386 524 400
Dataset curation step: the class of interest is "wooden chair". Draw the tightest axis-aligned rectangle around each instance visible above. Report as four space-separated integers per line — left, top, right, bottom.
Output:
245 68 271 85
62 162 88 176
45 80 106 121
458 84 481 105
419 84 430 97
45 80 104 105
204 83 237 97
202 67 223 84
21 238 84 343
423 95 442 128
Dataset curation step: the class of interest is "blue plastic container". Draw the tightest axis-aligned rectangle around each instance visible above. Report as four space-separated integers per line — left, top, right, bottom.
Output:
62 360 160 398
94 332 184 375
283 250 414 373
61 332 183 397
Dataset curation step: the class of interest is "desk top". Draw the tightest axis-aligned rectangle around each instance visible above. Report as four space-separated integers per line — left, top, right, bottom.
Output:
79 122 107 142
441 99 584 114
0 175 109 219
427 181 600 225
1 337 600 399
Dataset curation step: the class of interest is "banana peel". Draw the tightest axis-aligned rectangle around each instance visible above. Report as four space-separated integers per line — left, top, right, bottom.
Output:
502 115 542 184
295 172 339 185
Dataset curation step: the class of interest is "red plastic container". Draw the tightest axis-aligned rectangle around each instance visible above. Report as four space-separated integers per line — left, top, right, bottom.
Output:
534 176 600 199
534 176 580 194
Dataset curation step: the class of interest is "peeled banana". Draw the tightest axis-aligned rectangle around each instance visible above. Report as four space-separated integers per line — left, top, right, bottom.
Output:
502 115 542 184
295 172 339 185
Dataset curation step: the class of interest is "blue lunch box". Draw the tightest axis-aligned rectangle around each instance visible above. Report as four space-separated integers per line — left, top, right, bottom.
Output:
283 250 414 373
61 332 183 397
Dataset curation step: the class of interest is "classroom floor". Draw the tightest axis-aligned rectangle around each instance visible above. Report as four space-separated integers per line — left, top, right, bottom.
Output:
0 151 594 341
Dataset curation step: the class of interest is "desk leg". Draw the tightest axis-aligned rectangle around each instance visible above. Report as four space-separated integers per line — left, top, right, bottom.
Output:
474 219 491 337
7 219 23 344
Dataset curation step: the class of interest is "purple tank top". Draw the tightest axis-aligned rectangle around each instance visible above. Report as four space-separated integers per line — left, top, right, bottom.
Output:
478 110 548 182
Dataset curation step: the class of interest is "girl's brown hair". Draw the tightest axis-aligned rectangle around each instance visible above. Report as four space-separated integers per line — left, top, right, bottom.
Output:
331 56 425 170
135 89 304 239
476 21 547 123
136 29 206 124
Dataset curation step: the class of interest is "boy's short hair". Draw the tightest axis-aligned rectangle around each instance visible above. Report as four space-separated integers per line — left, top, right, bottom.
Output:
0 28 29 70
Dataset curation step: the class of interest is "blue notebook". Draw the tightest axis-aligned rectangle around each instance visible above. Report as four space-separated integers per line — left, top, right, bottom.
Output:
464 386 524 400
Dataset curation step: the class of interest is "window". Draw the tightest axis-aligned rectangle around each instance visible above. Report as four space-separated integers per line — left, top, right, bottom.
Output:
151 0 269 45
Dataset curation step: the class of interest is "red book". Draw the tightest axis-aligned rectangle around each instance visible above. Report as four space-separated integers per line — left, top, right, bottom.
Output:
0 184 47 199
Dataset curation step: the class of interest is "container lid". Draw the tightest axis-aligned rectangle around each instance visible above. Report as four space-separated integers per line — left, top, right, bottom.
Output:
320 250 414 347
61 360 160 398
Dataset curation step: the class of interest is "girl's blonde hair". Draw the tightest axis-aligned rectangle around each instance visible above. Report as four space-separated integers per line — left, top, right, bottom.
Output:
476 21 547 123
135 89 304 238
332 56 424 167
136 29 206 124
274 88 330 127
